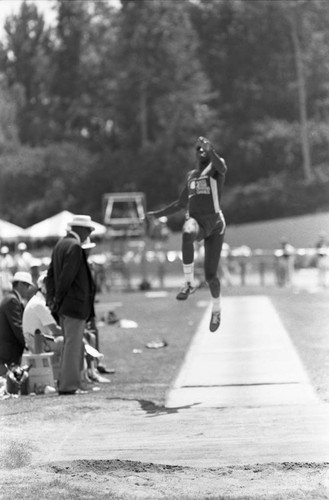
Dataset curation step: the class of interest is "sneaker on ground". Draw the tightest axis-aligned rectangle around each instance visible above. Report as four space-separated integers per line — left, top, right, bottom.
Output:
176 282 196 300
97 365 115 374
209 310 221 332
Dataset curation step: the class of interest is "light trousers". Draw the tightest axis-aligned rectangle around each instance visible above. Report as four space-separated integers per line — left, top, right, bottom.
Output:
58 315 85 392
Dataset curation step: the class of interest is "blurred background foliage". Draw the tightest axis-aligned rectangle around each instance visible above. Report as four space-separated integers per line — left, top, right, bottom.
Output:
0 0 329 229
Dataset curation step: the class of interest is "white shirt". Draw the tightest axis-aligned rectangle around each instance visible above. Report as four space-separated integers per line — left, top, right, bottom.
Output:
22 291 56 351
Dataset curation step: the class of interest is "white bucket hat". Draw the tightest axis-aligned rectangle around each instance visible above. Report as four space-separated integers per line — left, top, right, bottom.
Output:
67 215 95 231
13 272 34 287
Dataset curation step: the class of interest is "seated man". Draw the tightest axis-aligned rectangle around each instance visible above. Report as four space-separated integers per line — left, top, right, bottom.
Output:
22 273 63 379
0 272 33 376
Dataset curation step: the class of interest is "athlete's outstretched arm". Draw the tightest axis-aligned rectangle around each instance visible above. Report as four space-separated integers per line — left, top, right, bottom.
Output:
147 186 188 218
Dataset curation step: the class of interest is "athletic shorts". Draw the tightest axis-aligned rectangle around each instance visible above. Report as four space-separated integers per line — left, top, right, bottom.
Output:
192 212 226 241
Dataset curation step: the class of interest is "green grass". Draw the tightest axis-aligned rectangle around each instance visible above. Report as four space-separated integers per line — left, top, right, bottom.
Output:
94 287 211 404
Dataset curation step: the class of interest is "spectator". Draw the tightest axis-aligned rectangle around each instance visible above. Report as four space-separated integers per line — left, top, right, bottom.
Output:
46 215 97 395
275 238 295 287
315 231 329 288
22 272 64 379
14 242 33 273
0 246 14 299
0 272 34 376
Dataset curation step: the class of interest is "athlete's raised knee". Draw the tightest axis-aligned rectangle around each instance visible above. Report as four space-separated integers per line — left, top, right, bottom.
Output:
183 217 199 235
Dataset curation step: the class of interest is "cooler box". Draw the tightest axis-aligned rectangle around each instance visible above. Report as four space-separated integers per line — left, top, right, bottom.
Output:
22 353 55 393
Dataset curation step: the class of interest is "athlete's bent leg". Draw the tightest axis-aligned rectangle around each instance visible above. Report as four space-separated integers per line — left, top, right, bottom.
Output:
176 218 200 300
182 217 199 264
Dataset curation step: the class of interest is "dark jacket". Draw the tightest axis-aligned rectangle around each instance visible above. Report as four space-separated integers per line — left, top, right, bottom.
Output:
46 233 95 320
0 290 26 365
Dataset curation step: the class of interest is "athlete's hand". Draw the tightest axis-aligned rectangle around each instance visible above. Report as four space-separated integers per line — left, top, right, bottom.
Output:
196 136 214 153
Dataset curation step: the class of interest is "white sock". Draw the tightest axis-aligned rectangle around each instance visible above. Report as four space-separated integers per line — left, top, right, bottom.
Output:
183 263 194 285
212 296 221 313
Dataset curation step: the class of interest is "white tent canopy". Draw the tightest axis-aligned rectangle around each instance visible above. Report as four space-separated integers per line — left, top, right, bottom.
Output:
25 210 106 240
0 218 26 241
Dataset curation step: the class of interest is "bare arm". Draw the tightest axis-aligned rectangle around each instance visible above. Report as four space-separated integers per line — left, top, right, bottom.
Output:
147 186 188 218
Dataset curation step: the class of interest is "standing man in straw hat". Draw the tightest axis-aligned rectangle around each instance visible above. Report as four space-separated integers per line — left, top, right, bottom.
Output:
0 271 34 376
46 215 96 394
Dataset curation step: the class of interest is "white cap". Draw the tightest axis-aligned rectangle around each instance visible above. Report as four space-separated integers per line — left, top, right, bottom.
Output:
17 242 27 251
13 272 34 287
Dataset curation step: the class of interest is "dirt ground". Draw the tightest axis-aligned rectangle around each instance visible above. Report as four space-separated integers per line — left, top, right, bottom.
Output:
1 395 329 500
1 456 329 499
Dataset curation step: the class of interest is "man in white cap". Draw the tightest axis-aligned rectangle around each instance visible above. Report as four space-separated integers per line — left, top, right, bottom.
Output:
0 272 34 376
46 215 97 394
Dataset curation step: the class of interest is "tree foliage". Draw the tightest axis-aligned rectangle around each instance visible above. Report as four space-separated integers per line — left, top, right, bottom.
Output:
0 0 329 226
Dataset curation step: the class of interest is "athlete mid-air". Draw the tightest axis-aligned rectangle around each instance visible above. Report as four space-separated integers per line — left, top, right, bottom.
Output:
146 136 227 332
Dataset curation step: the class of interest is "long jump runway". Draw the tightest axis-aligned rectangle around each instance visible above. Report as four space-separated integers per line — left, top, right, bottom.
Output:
166 295 318 408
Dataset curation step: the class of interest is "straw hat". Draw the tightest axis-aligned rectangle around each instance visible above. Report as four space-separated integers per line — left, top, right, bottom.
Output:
67 215 95 230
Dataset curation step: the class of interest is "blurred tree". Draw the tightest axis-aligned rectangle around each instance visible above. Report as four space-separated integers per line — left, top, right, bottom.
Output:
0 142 98 226
111 0 212 207
0 0 329 225
0 73 20 152
75 0 120 151
190 0 329 185
50 0 120 148
50 0 87 140
1 1 53 145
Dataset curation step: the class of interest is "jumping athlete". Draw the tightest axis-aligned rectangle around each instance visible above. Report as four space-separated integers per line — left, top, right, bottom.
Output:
146 136 227 332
